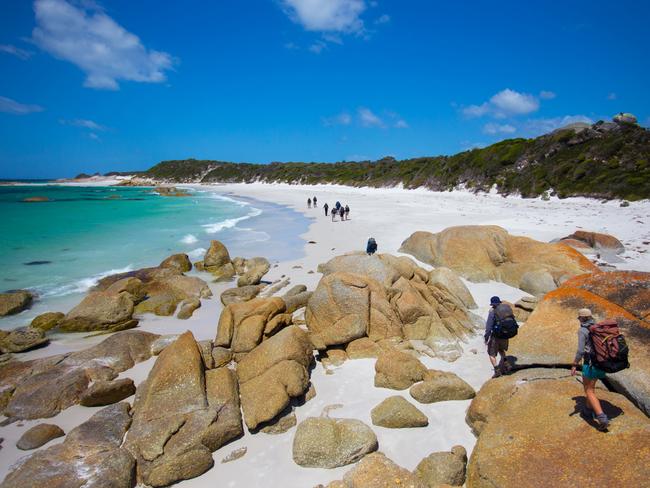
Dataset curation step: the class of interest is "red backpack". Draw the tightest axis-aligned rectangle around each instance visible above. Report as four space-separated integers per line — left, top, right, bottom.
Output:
588 319 630 373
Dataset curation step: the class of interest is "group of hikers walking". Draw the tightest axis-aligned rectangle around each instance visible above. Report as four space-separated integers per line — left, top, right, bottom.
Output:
308 197 350 221
483 296 629 432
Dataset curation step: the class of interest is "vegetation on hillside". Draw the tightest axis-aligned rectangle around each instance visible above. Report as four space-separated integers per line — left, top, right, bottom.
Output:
145 121 650 200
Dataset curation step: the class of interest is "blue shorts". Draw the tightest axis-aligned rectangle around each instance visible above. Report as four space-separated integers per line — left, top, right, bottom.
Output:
582 363 606 380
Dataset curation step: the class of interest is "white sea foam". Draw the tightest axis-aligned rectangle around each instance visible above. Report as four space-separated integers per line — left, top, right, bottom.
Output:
187 247 207 259
181 234 198 244
202 207 262 234
39 265 135 298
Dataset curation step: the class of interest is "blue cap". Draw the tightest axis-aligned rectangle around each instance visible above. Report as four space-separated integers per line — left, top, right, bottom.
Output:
490 296 501 305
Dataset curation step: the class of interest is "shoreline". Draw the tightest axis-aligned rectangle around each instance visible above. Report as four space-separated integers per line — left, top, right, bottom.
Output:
2 182 649 486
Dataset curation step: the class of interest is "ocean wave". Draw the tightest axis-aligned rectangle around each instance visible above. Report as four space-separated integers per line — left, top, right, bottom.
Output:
38 265 134 298
181 234 198 244
208 193 250 207
202 207 262 234
187 247 206 259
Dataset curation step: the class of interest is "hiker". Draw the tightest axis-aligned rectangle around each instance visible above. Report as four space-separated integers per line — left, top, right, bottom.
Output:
484 296 518 377
571 308 610 430
313 196 317 206
344 205 350 220
324 203 329 216
335 201 341 211
307 198 311 208
366 237 377 255
331 206 337 221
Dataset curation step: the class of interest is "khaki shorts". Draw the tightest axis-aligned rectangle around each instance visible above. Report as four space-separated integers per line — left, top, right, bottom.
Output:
487 336 509 357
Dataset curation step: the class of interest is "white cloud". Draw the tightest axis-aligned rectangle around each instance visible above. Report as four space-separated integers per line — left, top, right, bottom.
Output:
60 118 107 131
88 132 100 141
281 0 366 33
375 14 390 24
0 95 44 114
462 103 490 118
607 92 617 100
32 0 175 90
524 115 593 136
539 90 556 100
0 44 33 60
358 107 384 127
490 89 539 116
323 112 352 126
483 123 516 135
462 89 540 118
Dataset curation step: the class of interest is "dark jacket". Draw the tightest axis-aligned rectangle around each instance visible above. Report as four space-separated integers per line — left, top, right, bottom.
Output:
366 239 377 254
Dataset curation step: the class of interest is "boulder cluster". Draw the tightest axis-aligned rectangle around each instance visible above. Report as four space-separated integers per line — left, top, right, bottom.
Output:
399 225 598 296
307 252 479 362
1 226 649 487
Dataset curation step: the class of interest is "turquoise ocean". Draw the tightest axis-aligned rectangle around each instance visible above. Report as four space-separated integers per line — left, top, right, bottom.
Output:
0 185 309 329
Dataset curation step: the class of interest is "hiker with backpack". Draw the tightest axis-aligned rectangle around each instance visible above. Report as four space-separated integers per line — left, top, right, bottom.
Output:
571 308 629 431
484 296 518 377
366 237 378 255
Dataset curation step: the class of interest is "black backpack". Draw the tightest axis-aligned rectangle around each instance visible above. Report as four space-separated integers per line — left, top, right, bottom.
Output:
493 303 519 339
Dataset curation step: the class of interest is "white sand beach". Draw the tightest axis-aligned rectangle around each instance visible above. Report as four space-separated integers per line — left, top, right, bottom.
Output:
1 183 649 487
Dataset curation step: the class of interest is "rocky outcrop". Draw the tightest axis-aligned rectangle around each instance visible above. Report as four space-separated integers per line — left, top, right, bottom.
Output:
0 327 48 353
203 240 235 280
58 291 136 332
91 258 211 322
79 378 136 406
1 403 135 488
428 267 477 309
2 330 158 419
466 368 650 487
346 337 381 359
374 349 427 390
292 417 378 468
513 295 537 322
0 290 33 317
414 445 467 487
16 423 65 450
306 253 478 361
159 253 192 272
558 230 625 255
282 287 312 314
124 332 242 487
177 297 201 319
30 312 64 331
370 395 428 428
236 257 271 287
221 285 263 306
324 452 426 488
215 296 287 353
410 370 476 404
399 226 598 296
509 271 650 416
236 326 313 430
306 272 402 349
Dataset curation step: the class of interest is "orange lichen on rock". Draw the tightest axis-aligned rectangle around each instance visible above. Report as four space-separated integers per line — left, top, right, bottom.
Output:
553 243 601 273
561 271 650 322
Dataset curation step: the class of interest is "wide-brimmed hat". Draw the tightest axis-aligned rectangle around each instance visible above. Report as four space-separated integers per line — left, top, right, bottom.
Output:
578 308 592 318
490 296 501 305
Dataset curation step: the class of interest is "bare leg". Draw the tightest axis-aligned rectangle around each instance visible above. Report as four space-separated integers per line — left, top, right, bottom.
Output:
488 355 497 368
583 378 604 416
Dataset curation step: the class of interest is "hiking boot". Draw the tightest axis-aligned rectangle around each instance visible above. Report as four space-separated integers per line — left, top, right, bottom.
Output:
595 413 610 432
492 367 502 378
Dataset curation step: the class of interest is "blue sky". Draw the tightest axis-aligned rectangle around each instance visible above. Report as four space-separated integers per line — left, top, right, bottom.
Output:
1 0 649 178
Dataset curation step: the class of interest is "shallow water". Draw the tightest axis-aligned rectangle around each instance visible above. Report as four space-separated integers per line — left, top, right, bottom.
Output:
0 185 310 329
